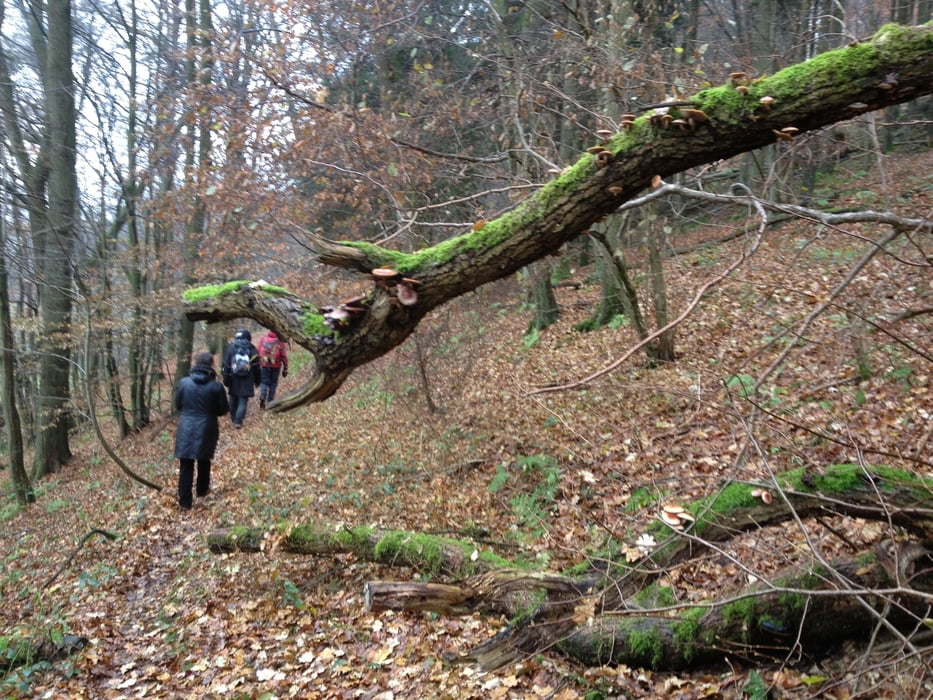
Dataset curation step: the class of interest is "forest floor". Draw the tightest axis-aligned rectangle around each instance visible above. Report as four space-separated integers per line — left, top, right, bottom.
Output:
2 150 933 699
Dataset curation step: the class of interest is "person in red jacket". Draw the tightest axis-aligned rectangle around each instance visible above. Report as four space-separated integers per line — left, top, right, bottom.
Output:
257 330 289 409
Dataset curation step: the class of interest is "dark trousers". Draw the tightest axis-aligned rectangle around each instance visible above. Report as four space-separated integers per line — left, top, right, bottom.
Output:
178 458 211 509
228 394 249 426
259 366 282 403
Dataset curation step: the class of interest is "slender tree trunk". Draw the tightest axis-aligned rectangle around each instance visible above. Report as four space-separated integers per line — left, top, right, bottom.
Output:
0 217 34 504
588 229 651 342
125 0 151 430
646 226 675 362
173 0 213 392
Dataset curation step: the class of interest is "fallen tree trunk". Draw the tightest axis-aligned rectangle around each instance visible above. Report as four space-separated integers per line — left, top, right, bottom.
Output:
556 556 927 670
206 465 933 671
206 523 512 578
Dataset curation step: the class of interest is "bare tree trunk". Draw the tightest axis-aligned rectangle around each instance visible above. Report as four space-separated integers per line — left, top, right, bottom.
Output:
0 216 34 504
646 225 675 362
525 261 560 335
34 0 78 476
173 0 214 394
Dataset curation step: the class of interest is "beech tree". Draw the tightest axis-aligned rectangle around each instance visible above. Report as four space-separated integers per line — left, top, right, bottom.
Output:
0 0 79 476
183 23 933 411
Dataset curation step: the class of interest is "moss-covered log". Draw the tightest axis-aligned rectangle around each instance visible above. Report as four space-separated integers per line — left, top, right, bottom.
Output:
206 465 933 671
183 24 933 411
556 556 927 670
612 464 933 586
205 523 512 579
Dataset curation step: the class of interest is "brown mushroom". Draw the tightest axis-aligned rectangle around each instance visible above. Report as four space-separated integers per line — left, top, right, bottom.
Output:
396 281 418 306
759 95 776 110
650 112 671 128
595 151 612 168
681 108 708 124
729 71 748 86
371 267 399 279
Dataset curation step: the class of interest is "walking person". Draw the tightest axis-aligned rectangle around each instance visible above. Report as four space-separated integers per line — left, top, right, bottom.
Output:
174 352 229 510
257 330 289 409
222 328 260 428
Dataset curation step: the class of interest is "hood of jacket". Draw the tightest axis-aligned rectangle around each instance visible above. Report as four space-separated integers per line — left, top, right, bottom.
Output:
189 366 215 384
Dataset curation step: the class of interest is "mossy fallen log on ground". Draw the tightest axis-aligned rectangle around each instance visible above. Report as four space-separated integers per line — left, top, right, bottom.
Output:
206 523 512 578
205 465 933 671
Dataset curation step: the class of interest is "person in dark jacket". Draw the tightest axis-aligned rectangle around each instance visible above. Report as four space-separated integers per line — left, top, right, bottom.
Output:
222 328 261 428
174 352 229 510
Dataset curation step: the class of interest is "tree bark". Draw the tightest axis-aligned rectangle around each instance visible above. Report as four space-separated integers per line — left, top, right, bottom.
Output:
0 217 34 504
184 24 933 411
34 0 78 476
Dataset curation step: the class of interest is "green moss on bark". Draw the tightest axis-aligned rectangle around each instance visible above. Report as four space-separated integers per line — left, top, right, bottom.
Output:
301 311 334 338
672 606 708 662
182 280 293 302
622 625 666 667
182 281 252 302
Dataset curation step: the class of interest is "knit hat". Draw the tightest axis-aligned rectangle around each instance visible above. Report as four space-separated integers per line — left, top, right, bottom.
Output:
266 331 278 340
235 328 251 341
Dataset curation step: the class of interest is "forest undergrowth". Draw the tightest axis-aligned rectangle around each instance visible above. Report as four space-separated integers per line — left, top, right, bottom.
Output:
2 151 932 698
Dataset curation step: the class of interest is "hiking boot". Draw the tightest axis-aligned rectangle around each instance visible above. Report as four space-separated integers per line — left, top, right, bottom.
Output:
259 399 266 410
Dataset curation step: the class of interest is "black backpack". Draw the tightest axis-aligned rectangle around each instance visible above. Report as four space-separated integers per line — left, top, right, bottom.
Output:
231 341 252 377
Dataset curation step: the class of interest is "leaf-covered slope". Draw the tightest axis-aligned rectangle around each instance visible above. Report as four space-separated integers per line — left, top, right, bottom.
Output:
3 151 932 697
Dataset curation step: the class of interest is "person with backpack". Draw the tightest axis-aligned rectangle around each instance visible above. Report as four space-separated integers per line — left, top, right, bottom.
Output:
174 352 229 510
222 328 260 428
256 330 289 409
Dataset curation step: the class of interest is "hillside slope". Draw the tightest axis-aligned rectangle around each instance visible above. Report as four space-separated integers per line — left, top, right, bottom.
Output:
2 150 932 698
